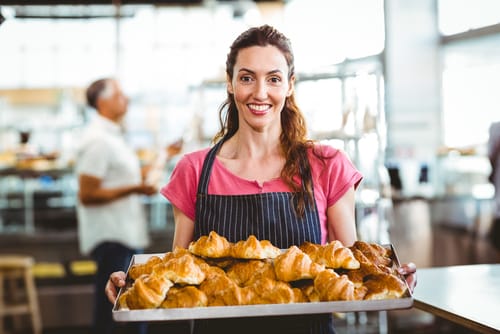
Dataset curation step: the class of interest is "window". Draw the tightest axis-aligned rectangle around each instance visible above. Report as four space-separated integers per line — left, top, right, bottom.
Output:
441 35 500 147
438 0 500 35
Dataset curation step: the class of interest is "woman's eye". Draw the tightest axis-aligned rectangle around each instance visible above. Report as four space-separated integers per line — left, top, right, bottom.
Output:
240 76 253 83
269 76 282 84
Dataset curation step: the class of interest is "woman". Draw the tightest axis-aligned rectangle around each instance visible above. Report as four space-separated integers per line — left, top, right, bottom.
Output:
106 24 416 334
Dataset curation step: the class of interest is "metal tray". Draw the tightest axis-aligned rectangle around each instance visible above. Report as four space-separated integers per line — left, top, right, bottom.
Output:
113 245 413 322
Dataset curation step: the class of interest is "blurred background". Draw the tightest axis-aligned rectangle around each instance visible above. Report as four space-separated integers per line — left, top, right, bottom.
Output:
0 0 499 333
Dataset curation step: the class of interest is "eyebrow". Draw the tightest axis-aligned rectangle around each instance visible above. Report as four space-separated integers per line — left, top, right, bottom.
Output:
238 68 283 75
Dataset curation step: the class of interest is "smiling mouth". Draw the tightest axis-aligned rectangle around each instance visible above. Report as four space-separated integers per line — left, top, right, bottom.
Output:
248 104 271 113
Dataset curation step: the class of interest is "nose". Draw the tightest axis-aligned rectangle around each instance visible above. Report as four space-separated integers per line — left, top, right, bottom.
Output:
253 79 268 100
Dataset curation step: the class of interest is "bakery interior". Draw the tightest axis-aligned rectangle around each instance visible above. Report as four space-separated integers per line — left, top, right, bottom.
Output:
0 0 499 333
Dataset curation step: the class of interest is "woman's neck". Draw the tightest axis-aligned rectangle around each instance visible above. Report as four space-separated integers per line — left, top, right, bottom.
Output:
221 132 282 160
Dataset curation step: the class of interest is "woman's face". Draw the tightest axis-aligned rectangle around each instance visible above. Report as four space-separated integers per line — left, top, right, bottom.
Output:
228 45 294 133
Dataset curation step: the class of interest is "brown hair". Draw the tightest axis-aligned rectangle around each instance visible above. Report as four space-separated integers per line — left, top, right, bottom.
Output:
214 25 319 217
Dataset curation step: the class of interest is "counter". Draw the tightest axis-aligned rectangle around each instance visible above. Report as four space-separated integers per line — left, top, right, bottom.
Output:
413 264 500 334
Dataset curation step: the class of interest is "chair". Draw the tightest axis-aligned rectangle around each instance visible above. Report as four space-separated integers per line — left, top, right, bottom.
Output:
0 255 42 334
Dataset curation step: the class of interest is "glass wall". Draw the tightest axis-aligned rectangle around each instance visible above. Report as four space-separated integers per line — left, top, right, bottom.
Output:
438 0 500 148
438 0 500 35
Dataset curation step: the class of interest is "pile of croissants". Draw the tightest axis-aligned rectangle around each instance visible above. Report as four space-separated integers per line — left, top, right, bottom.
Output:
118 231 408 310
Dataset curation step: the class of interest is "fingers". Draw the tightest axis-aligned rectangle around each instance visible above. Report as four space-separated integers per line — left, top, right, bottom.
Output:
405 272 418 292
397 262 417 275
105 280 118 304
397 262 417 293
105 271 126 304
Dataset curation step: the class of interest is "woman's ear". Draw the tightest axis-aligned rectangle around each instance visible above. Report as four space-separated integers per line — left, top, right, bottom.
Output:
227 74 234 94
287 75 295 97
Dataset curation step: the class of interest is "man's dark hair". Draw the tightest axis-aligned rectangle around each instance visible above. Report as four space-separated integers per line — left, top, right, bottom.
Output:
86 78 110 109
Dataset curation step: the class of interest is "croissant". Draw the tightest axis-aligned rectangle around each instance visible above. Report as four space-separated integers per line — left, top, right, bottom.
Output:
160 286 208 308
313 269 361 301
290 287 307 303
201 257 236 270
128 255 163 280
202 263 227 279
363 273 407 300
273 246 324 282
246 276 296 304
231 235 281 259
164 246 201 263
350 241 393 268
301 241 360 270
299 283 320 303
155 253 206 285
320 240 360 269
188 231 232 258
117 289 131 309
125 274 174 309
298 241 321 260
226 259 276 287
199 269 243 306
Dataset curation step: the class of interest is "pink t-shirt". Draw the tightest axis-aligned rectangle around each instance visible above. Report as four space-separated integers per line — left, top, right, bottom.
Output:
161 144 362 244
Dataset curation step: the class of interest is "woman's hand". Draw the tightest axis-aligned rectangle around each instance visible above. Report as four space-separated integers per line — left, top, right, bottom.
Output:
397 262 417 293
105 271 127 304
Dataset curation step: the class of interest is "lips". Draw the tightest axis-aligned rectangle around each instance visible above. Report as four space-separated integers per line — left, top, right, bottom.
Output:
248 103 271 115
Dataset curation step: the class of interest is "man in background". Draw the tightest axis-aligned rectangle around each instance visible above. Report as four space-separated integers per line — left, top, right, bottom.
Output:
75 78 157 334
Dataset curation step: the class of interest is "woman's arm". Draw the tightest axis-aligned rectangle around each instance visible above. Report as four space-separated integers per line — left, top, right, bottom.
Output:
326 186 418 292
172 206 195 249
326 186 358 246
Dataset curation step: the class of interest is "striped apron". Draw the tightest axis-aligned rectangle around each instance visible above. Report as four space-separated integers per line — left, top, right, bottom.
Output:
192 140 335 334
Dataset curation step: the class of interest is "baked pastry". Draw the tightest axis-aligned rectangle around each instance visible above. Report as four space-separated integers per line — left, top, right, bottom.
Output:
347 248 393 288
299 283 320 303
164 246 194 261
226 259 275 287
119 235 407 310
124 274 174 309
362 273 407 300
313 269 362 301
118 289 130 309
201 257 236 270
160 286 208 308
231 235 281 259
199 267 243 306
292 287 308 303
155 253 206 285
350 241 393 268
298 241 321 258
273 246 324 282
246 276 295 304
300 240 360 270
128 255 163 280
188 231 232 258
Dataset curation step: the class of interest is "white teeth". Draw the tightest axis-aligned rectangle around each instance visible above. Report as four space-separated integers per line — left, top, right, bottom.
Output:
249 104 269 111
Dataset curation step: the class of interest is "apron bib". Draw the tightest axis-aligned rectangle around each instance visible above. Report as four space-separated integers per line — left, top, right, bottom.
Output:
193 140 334 334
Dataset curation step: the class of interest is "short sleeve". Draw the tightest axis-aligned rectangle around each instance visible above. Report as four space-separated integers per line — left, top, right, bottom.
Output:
76 139 109 179
311 145 363 208
160 152 205 221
